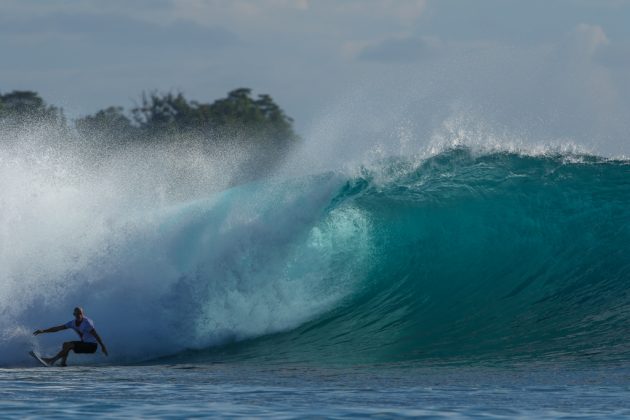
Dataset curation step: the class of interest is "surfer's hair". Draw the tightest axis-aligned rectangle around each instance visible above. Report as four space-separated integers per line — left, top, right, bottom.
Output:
73 307 84 314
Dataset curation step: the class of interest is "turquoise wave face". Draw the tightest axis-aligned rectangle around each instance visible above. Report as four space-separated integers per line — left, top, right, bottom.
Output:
168 148 630 365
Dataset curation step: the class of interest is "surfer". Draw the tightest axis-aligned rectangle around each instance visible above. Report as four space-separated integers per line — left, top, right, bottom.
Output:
33 307 108 366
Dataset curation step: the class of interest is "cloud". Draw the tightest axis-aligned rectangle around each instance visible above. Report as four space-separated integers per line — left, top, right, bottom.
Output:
326 0 427 25
357 36 443 62
563 25 630 69
553 23 630 69
167 0 310 23
150 0 426 28
0 11 239 80
568 24 609 56
0 12 237 50
595 42 630 68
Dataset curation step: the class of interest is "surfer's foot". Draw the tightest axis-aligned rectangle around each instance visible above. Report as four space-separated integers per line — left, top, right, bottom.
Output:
59 363 67 367
42 358 54 365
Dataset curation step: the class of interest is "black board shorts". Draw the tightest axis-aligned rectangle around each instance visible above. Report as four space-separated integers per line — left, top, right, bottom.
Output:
73 341 98 354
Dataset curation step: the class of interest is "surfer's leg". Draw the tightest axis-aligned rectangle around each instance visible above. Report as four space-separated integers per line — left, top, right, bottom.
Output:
46 342 74 366
42 356 55 365
59 342 75 366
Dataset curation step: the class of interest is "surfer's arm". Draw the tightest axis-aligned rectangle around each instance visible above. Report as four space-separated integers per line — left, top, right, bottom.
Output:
91 329 108 356
33 325 67 335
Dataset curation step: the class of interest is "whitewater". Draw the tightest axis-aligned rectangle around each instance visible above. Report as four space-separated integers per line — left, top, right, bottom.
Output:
1 127 629 417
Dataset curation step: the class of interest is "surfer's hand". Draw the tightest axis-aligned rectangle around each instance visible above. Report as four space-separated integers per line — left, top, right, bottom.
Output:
33 329 42 336
102 346 109 356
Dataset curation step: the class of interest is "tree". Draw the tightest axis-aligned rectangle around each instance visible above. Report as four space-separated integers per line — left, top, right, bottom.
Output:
124 88 298 180
127 88 298 146
0 90 65 129
75 106 137 142
131 91 197 137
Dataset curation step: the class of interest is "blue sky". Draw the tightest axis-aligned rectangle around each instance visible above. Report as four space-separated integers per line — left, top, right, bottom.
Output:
1 0 629 154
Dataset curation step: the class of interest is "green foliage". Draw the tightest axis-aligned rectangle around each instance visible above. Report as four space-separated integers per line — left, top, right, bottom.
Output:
131 92 196 136
0 90 65 128
75 106 138 142
128 88 298 145
197 89 297 143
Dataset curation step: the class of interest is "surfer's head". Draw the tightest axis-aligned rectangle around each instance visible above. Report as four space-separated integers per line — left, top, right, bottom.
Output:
73 307 84 320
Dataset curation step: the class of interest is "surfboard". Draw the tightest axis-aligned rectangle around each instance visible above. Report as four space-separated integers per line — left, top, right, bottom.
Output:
29 350 49 367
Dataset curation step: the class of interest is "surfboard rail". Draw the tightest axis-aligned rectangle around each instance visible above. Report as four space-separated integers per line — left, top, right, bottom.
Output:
29 351 50 367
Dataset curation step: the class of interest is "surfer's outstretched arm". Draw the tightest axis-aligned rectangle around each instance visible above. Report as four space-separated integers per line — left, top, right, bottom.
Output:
91 328 109 356
33 325 67 335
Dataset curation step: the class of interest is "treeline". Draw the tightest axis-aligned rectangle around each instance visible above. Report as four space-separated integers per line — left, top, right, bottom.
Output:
0 90 66 130
0 88 298 179
75 88 298 147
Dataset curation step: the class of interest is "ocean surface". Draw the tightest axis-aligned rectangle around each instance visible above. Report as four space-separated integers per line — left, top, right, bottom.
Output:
1 147 629 417
2 363 630 418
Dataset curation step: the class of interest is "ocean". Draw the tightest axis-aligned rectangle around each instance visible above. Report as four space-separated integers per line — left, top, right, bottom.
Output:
1 147 629 417
2 364 630 418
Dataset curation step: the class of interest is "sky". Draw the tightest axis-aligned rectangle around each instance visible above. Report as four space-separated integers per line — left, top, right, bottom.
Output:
1 0 630 155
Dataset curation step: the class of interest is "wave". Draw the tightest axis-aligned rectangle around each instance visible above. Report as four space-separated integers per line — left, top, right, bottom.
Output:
162 148 630 365
2 147 629 366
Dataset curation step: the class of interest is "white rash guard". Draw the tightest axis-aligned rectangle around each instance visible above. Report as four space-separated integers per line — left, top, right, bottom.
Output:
64 317 97 343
